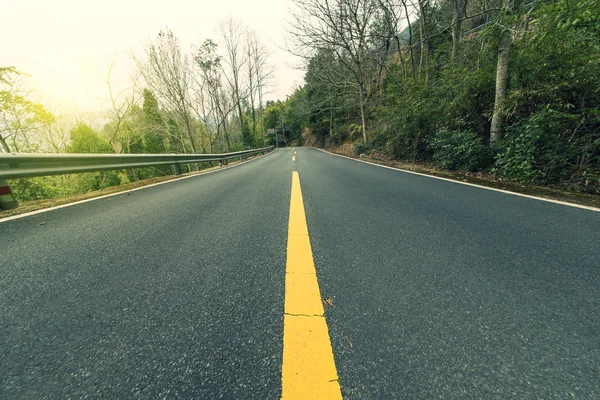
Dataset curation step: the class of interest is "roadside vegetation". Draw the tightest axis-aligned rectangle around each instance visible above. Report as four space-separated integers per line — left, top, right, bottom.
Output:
2 0 599 205
1 19 275 202
268 0 600 194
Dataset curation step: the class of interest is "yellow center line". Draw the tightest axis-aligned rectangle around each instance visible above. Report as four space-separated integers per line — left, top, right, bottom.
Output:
281 171 342 400
292 155 296 161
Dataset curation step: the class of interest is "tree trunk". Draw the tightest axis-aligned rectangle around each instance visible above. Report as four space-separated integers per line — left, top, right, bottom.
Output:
258 88 265 145
401 0 416 77
490 0 515 146
224 124 232 151
451 0 467 60
359 84 368 144
184 115 197 153
0 135 12 153
329 101 334 137
418 0 429 80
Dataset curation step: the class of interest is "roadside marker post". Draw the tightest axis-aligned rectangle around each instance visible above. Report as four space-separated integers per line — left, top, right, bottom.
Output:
0 179 18 210
172 164 183 176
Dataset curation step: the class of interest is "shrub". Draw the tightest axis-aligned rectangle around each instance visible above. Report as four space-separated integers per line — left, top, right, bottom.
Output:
430 129 491 171
494 109 600 191
353 140 371 155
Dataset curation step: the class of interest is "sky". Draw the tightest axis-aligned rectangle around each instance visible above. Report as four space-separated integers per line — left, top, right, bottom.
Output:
1 0 304 112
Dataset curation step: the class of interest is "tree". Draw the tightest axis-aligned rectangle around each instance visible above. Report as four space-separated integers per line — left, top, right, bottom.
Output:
135 29 199 153
67 123 114 154
141 88 168 153
245 30 274 144
0 67 55 153
104 56 141 152
289 0 380 144
489 0 515 145
219 18 253 147
192 39 236 152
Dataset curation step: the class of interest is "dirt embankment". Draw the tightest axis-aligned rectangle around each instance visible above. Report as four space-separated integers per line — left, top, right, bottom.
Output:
301 128 321 147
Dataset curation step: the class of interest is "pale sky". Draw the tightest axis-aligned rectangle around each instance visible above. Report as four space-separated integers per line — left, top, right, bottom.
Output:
1 0 304 112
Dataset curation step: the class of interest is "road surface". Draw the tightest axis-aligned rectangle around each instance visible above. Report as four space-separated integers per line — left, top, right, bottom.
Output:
1 148 599 398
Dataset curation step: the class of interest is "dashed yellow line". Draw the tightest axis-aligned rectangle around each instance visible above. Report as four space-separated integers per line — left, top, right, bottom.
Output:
281 172 342 399
292 155 296 161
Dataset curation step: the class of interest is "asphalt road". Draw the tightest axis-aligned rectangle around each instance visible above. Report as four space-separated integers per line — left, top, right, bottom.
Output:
1 147 599 399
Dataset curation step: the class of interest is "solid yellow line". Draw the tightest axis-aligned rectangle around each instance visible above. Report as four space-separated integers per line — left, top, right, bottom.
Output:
281 172 342 400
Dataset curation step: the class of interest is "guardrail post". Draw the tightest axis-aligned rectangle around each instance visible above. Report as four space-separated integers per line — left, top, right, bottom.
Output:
172 164 182 176
0 179 18 210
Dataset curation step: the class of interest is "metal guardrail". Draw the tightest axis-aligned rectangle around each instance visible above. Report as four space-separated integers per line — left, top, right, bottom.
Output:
0 146 274 180
0 146 274 210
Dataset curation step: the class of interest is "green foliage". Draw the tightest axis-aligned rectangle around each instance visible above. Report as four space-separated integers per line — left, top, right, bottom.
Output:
9 177 61 201
495 109 600 191
66 123 121 192
431 129 492 171
497 0 600 191
68 123 114 154
241 119 255 147
263 90 309 147
297 0 600 193
1 67 55 152
377 78 438 162
353 140 371 155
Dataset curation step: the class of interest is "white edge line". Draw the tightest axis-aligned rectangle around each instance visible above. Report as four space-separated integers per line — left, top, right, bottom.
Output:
0 149 278 223
314 148 600 213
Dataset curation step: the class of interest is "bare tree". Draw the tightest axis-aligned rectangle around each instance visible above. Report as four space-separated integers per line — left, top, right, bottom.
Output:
135 29 198 153
245 29 275 145
192 39 238 151
104 56 142 152
36 99 77 152
289 0 380 144
219 18 250 147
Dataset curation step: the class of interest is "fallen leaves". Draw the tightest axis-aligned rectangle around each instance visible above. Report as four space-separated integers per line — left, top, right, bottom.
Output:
345 336 353 349
322 297 334 307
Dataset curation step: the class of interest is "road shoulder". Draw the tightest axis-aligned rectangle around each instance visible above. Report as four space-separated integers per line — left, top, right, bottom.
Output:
315 147 600 212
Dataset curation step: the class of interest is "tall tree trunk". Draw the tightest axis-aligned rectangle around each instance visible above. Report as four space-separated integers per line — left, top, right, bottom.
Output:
418 0 429 80
259 97 265 145
395 36 407 78
490 0 515 145
451 0 467 60
359 84 368 144
251 108 256 139
401 0 416 77
182 110 197 153
237 104 245 145
224 124 232 151
329 105 334 137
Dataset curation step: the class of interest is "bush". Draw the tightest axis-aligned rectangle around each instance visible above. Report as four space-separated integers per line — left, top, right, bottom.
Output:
353 140 371 155
430 129 492 171
494 110 600 192
9 177 61 201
